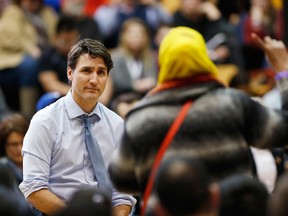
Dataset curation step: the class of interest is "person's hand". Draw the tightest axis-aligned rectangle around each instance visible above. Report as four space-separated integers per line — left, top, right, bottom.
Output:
201 2 221 21
251 33 288 72
133 77 156 93
208 45 230 62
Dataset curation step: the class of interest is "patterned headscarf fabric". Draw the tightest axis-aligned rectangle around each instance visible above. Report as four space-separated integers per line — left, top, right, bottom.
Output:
158 26 219 84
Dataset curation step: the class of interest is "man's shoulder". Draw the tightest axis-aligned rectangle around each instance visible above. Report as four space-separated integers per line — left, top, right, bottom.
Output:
33 97 65 121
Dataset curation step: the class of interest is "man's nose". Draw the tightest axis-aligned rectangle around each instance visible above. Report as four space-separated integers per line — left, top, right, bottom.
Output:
89 72 98 83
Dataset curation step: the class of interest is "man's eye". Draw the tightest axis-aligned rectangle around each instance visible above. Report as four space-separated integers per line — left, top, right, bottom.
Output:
83 68 90 72
98 70 106 75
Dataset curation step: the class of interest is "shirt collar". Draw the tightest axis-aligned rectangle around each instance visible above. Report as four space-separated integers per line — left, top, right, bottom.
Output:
64 90 102 120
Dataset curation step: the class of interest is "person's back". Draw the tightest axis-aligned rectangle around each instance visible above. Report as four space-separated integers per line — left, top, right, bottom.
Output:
108 27 288 197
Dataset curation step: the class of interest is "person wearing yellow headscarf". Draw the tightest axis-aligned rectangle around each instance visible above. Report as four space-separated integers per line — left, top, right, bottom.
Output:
150 26 221 94
109 29 288 216
158 26 218 84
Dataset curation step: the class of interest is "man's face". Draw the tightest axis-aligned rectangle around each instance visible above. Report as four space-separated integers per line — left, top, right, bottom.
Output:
67 54 108 108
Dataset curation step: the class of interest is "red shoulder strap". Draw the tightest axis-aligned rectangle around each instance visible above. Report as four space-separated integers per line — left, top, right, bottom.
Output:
140 100 193 216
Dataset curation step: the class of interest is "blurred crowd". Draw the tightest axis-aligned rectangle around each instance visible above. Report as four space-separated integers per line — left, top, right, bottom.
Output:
0 0 285 120
0 0 287 216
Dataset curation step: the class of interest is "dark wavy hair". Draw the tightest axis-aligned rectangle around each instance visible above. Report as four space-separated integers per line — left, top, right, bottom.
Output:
67 39 113 72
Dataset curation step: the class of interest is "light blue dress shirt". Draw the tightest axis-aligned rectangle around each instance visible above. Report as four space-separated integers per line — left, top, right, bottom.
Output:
19 91 136 207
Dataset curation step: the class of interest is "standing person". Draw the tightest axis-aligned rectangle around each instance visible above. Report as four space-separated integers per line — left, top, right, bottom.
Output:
108 27 288 203
19 39 136 216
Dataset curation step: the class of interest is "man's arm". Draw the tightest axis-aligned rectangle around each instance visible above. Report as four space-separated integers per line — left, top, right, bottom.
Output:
113 204 132 216
27 188 66 216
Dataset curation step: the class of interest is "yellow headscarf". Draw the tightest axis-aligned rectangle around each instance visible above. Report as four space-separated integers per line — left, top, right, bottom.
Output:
158 26 219 84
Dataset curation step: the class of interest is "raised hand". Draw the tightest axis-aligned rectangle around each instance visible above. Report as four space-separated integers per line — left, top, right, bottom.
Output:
251 33 288 72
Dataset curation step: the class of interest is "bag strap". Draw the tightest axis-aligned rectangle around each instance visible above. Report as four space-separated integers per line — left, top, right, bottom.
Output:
140 100 193 216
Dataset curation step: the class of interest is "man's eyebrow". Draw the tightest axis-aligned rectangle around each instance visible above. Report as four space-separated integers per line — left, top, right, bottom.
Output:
79 65 107 70
98 65 108 70
81 66 93 69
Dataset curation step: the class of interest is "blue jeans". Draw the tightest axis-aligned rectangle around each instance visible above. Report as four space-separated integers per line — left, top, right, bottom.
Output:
0 55 39 87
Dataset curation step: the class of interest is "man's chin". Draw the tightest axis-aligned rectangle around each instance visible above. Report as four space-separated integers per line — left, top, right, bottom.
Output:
84 93 100 101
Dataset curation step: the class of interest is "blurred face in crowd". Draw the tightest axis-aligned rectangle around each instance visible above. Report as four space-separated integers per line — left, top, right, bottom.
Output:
55 30 79 56
61 0 86 17
5 132 23 167
122 21 149 54
180 0 203 18
251 0 270 9
21 0 43 13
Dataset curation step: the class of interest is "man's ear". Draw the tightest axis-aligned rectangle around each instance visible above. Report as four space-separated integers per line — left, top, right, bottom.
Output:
67 67 73 81
209 183 221 212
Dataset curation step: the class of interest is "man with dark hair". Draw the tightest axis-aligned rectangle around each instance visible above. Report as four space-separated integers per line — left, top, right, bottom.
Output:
20 39 136 216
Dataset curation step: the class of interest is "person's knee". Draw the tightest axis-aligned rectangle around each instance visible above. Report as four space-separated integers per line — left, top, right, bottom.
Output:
19 55 40 86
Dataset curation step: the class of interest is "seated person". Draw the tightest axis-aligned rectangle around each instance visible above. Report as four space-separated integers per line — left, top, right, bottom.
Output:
0 112 29 187
38 16 79 96
103 18 158 117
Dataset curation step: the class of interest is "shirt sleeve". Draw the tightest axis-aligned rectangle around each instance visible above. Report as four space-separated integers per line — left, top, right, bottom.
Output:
111 190 137 208
19 114 54 198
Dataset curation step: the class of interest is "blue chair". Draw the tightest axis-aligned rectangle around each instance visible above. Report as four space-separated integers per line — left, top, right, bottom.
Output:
36 92 62 111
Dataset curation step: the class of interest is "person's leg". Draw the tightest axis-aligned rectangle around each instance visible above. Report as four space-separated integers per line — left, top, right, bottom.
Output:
18 55 40 119
0 87 10 119
0 66 21 111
